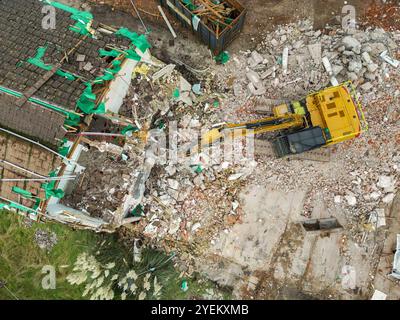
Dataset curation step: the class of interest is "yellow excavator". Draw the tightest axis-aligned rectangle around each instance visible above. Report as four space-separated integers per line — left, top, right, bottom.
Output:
199 81 368 157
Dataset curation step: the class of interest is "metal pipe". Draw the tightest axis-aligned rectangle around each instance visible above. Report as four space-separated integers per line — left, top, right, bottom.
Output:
0 160 47 178
0 176 76 182
158 5 177 38
130 0 149 33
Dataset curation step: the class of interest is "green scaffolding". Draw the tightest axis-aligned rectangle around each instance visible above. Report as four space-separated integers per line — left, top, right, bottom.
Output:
27 46 52 71
99 49 121 58
115 28 151 53
76 83 106 115
12 187 34 199
11 187 42 210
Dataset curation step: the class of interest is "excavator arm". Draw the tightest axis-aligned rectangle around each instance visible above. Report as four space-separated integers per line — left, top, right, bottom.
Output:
199 113 305 149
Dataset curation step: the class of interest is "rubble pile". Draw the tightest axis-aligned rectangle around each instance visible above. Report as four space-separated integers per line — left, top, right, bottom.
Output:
63 17 399 268
208 20 400 241
62 143 145 222
134 20 400 255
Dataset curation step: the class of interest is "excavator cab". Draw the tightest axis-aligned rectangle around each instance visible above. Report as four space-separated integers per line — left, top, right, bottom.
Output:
272 82 367 157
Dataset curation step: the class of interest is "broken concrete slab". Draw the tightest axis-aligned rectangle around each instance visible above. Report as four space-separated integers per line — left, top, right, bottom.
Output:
152 64 176 81
371 290 387 300
180 76 192 92
248 50 264 68
342 36 362 54
380 50 400 68
360 82 373 92
282 47 289 74
76 54 86 62
307 43 322 64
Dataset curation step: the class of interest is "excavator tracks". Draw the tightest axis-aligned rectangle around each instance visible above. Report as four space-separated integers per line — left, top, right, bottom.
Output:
254 139 332 162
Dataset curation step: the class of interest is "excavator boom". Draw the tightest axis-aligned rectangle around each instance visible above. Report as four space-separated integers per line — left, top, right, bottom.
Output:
200 114 305 149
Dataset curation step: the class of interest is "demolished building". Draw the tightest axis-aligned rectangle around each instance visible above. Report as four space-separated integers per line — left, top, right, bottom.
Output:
0 0 155 231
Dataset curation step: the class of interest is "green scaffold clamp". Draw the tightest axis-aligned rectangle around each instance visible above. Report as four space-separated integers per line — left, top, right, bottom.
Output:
27 46 53 71
115 27 151 54
76 83 105 115
41 171 65 200
58 138 70 157
121 124 139 136
27 46 77 81
94 60 122 84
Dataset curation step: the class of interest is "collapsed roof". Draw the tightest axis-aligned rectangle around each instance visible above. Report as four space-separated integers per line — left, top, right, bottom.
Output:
0 0 153 227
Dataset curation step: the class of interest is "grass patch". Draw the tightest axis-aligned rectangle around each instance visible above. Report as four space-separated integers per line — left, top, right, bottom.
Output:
0 210 100 300
0 211 231 300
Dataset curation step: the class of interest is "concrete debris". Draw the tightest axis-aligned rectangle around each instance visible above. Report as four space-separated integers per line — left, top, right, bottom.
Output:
334 195 342 204
83 62 93 71
76 54 86 62
369 208 386 228
248 50 264 68
322 56 339 86
380 50 400 68
192 84 202 95
270 38 279 47
341 265 357 290
246 70 262 87
345 195 357 206
246 70 266 95
361 52 379 73
377 175 395 191
282 47 289 74
34 229 58 251
342 36 362 54
360 82 373 92
382 193 395 204
261 67 276 79
180 76 192 92
307 43 322 64
248 82 266 96
152 64 176 81
371 290 387 300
